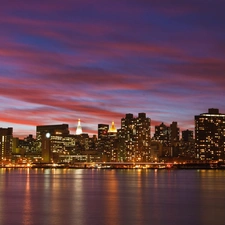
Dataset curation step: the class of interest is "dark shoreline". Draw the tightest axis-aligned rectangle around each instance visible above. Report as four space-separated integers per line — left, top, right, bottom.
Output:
1 166 225 170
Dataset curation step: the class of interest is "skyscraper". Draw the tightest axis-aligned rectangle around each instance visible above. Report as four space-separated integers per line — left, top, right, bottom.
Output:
97 122 118 162
195 108 225 161
0 127 13 160
119 113 151 162
108 121 118 161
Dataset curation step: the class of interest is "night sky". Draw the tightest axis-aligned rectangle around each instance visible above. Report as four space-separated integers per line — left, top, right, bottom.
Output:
1 0 225 137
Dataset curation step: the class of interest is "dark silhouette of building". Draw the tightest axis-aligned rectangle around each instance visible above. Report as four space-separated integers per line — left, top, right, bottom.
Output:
180 129 195 158
153 122 180 157
170 121 180 157
182 129 193 142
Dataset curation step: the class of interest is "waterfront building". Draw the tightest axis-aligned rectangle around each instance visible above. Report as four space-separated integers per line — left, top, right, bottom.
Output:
11 135 41 163
97 122 118 162
36 123 99 163
0 127 13 160
108 121 118 161
119 113 151 162
18 135 37 153
36 124 70 163
195 108 225 161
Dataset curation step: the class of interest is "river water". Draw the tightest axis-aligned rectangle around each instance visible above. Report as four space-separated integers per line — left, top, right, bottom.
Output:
0 168 224 225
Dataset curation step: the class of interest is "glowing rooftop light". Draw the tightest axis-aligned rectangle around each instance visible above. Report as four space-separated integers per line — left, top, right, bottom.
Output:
76 119 83 135
109 121 117 133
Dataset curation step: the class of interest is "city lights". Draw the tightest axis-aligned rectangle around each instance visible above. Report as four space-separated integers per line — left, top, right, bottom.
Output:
0 109 225 168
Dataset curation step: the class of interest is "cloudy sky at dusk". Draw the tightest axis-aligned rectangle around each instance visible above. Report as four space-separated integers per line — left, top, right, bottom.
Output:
1 0 225 137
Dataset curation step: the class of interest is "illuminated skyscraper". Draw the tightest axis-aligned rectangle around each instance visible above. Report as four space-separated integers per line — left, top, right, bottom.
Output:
195 108 225 161
0 127 13 160
119 113 151 162
76 119 83 135
108 121 118 161
97 122 118 162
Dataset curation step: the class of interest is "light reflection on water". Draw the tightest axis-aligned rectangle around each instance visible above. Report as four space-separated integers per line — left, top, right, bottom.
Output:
0 168 225 225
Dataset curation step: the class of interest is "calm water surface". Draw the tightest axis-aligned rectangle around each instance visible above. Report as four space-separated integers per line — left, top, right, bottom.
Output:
0 168 224 225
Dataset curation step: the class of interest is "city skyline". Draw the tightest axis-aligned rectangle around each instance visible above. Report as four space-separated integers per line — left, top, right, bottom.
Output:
1 1 225 138
0 108 223 139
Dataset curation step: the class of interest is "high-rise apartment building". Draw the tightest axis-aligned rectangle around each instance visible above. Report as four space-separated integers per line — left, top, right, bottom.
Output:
0 127 13 160
119 113 151 162
195 108 225 161
97 122 118 161
153 122 170 145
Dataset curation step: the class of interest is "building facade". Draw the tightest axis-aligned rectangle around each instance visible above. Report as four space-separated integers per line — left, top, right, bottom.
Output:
97 122 118 162
195 108 225 161
36 124 70 163
119 113 151 162
0 127 13 161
